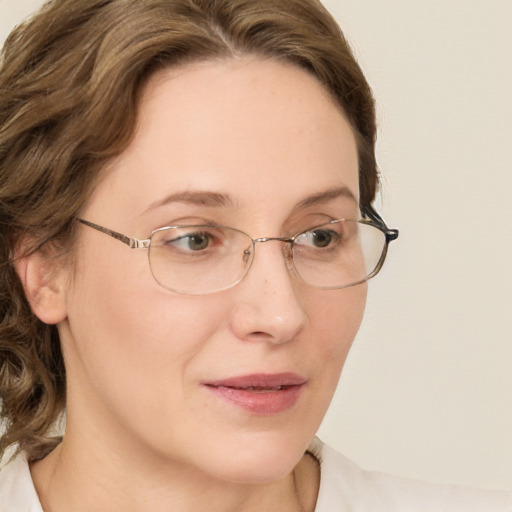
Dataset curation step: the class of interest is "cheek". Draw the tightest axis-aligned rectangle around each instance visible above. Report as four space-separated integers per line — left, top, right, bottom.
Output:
304 283 367 392
62 245 228 421
308 282 366 350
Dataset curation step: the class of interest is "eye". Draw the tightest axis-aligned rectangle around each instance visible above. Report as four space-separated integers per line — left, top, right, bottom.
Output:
295 228 340 248
167 231 214 252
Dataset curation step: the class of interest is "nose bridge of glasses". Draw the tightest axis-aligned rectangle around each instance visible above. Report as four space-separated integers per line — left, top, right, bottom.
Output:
252 236 295 253
253 236 294 244
251 236 295 266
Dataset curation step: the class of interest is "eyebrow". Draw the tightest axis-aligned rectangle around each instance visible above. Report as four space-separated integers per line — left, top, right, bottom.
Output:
294 186 358 209
143 185 357 215
143 190 235 214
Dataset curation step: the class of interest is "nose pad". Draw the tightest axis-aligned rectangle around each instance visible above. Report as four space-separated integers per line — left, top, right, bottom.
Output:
242 246 252 265
281 242 295 272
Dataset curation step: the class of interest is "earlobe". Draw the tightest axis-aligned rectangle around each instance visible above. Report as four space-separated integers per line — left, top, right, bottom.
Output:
14 248 68 325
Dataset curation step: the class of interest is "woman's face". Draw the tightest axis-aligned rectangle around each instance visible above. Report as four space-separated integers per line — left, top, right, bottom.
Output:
59 58 366 483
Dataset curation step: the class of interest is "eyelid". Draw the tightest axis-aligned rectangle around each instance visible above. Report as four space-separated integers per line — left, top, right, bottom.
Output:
151 219 224 233
286 210 356 232
152 217 354 241
154 225 227 242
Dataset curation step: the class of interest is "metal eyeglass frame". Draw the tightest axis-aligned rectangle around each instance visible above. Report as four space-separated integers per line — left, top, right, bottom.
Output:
76 205 399 292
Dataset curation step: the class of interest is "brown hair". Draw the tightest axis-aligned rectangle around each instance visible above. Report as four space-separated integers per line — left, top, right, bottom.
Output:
0 0 378 461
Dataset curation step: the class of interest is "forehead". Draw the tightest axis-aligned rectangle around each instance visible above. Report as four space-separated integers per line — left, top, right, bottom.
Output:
84 57 359 225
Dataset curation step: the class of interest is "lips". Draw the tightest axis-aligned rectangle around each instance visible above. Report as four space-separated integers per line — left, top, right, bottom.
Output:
203 373 306 415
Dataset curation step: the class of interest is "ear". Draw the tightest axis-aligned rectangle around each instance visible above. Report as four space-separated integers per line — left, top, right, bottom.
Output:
14 246 68 325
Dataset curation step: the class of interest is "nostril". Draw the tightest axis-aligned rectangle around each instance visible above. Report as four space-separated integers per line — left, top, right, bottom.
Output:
247 331 269 340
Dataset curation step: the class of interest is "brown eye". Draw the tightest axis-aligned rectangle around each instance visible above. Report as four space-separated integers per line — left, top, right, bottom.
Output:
168 232 212 251
295 229 339 248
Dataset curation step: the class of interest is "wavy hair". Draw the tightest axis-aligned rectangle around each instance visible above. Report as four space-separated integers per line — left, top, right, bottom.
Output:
0 0 378 461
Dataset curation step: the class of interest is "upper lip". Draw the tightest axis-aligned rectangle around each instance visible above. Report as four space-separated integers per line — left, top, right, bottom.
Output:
203 373 307 389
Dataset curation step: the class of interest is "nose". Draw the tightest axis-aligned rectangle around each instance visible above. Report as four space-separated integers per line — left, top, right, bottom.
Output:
229 240 308 344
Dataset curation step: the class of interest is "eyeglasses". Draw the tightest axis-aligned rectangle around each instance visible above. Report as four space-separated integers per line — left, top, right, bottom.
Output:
76 212 398 295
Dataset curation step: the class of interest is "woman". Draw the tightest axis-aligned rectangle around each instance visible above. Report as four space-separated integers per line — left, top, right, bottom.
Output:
0 1 509 510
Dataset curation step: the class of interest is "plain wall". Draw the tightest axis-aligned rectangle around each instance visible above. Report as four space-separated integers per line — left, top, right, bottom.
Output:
1 0 511 491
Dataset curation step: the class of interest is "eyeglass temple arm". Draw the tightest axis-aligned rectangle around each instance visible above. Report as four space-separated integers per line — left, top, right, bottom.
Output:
361 205 399 243
76 219 150 249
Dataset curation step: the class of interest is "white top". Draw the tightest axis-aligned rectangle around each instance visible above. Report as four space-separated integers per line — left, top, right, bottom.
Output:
1 438 511 511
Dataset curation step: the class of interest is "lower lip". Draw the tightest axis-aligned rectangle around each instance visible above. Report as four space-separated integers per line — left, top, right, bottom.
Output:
205 384 304 415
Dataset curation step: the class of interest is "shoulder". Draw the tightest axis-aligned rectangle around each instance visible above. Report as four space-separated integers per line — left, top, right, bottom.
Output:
0 450 43 512
309 438 512 512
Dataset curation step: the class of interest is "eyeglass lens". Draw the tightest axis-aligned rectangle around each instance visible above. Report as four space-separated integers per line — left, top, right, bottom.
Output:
148 220 387 295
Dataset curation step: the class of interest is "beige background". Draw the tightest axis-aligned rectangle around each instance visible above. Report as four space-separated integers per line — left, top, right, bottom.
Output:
1 0 511 490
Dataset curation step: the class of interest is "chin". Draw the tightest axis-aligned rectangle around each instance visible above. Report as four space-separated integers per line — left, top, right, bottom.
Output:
194 428 314 485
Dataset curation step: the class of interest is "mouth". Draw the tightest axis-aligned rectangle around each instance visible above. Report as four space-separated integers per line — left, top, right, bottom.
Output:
203 373 307 415
215 385 293 392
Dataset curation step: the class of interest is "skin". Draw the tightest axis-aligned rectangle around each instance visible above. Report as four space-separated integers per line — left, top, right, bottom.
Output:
22 57 367 512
